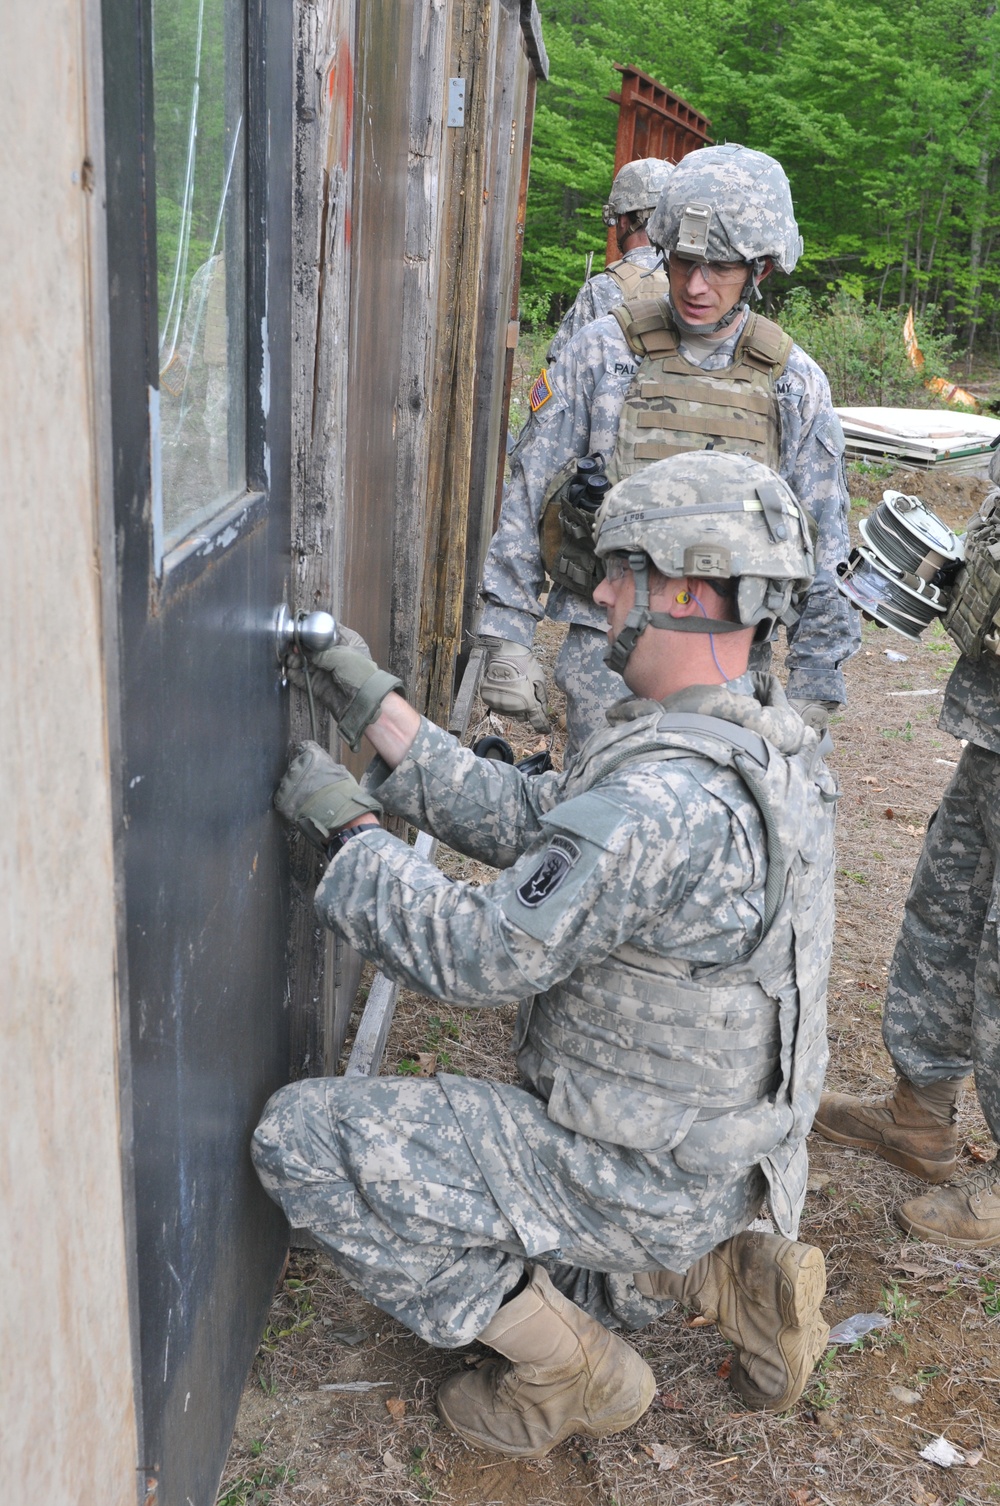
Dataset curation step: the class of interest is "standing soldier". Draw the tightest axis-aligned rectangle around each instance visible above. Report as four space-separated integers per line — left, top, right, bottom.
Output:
545 157 673 366
815 459 1000 1248
256 452 836 1457
478 144 858 760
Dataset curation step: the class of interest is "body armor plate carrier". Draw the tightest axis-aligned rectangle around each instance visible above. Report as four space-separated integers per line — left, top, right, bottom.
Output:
945 487 1000 660
540 300 794 598
514 689 836 1236
603 256 670 304
608 298 793 483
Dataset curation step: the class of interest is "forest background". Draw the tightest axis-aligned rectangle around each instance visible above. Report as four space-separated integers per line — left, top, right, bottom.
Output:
523 0 1000 373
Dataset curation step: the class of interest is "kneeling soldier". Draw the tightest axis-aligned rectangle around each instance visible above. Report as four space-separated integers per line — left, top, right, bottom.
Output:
255 451 837 1456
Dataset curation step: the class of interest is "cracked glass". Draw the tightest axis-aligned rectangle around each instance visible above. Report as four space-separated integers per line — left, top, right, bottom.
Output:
153 0 247 551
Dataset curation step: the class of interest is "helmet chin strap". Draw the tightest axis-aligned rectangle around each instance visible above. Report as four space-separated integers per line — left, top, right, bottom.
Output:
668 294 746 338
666 258 766 337
603 553 746 675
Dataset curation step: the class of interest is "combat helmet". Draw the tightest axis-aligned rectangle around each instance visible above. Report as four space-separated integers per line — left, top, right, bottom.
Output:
647 144 802 332
594 451 814 673
602 157 675 229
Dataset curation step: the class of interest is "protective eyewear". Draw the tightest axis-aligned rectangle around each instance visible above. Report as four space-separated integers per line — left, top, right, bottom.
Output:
602 553 635 583
667 251 748 286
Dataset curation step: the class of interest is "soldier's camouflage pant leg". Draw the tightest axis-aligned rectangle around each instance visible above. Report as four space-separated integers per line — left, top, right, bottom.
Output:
553 624 627 762
253 1073 765 1347
883 743 1000 1141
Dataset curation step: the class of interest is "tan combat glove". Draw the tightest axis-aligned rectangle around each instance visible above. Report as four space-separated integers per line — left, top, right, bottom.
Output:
479 638 551 733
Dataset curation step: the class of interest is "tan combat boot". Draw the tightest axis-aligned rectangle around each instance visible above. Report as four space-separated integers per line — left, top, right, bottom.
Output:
896 1167 1000 1249
436 1266 656 1457
634 1232 829 1412
812 1077 963 1182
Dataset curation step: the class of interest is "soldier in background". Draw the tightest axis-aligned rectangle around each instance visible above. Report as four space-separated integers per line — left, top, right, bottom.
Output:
814 450 1000 1248
545 157 673 366
478 145 859 761
255 452 835 1458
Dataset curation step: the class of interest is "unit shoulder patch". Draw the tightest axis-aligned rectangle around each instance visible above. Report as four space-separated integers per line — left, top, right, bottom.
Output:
515 834 580 908
529 368 554 412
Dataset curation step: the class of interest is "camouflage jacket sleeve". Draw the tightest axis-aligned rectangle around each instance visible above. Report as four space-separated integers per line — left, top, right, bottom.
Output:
363 717 564 870
546 248 662 366
479 318 640 644
546 281 606 366
317 733 763 1008
777 344 861 704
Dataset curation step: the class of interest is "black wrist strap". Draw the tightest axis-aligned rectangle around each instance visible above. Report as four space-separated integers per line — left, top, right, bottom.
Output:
325 822 378 861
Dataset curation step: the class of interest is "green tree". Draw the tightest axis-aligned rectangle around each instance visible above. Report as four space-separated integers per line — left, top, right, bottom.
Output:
525 0 1000 359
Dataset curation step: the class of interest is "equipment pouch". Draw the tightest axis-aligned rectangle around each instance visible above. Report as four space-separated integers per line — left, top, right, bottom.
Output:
539 455 608 598
945 490 1000 660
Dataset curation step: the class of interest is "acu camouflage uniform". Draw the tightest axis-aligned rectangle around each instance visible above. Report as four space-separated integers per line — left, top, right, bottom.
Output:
546 245 668 366
881 485 1000 1144
253 675 836 1349
480 305 859 757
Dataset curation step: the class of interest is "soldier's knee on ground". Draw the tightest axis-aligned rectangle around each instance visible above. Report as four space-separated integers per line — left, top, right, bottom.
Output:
252 1078 352 1200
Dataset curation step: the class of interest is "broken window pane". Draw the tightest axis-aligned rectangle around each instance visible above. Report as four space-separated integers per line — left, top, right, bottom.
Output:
153 0 246 551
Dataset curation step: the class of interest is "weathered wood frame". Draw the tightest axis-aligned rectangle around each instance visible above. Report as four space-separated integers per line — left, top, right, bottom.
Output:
287 0 546 1079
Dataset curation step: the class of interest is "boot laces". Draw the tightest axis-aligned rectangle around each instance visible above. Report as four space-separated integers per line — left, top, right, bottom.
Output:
955 1165 999 1202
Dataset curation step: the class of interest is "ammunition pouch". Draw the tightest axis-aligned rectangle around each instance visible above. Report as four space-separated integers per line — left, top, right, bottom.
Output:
539 459 607 599
945 490 1000 660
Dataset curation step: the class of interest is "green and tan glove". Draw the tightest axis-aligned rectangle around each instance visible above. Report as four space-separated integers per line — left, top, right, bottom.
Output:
479 637 551 733
287 625 402 749
274 741 382 851
788 698 840 734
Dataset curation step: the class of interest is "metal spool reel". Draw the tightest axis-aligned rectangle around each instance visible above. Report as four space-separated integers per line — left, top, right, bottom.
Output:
836 491 964 641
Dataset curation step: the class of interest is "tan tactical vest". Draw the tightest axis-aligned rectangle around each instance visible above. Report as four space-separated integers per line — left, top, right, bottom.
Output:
608 300 793 483
514 689 836 1236
603 256 669 303
945 487 1000 660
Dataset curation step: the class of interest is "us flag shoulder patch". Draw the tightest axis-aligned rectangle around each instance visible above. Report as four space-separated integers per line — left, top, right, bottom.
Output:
529 368 553 412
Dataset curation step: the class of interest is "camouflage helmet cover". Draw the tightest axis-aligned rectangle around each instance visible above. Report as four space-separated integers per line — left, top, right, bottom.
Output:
595 451 814 628
646 144 803 273
602 157 675 227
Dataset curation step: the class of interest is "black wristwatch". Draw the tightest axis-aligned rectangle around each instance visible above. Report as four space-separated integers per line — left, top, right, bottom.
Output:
325 821 378 861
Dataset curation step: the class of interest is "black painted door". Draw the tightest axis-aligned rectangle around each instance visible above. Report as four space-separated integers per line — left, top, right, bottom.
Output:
102 1 292 1499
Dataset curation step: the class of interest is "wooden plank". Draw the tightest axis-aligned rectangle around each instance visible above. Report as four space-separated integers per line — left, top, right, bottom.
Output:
519 1 548 79
492 63 535 543
416 0 496 726
461 6 530 659
448 642 486 737
388 0 451 694
288 0 358 1077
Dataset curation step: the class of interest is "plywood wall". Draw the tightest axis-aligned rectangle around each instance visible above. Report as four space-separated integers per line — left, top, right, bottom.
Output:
0 1 139 1500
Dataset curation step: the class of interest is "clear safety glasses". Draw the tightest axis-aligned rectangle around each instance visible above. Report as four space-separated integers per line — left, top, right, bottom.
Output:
602 553 635 583
667 251 748 286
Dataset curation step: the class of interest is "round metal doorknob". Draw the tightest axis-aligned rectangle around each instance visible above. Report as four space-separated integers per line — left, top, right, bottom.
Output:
297 611 338 654
274 604 340 663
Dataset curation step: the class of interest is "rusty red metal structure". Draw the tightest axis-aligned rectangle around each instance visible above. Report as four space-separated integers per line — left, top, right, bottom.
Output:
605 63 712 263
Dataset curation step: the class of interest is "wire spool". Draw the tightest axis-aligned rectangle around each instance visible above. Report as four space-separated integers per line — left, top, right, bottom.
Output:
837 551 938 639
836 491 964 641
864 492 964 585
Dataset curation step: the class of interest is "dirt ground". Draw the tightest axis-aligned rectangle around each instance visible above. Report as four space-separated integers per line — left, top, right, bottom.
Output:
218 470 1000 1506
